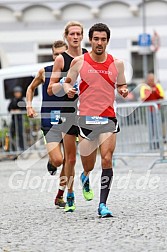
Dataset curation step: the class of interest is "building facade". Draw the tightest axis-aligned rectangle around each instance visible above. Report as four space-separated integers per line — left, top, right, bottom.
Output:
0 0 167 90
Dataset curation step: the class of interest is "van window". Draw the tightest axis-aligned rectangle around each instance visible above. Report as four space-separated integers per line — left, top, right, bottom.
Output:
4 76 38 99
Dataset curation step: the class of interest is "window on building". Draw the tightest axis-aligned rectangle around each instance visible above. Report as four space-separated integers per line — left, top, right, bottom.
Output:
37 43 53 63
39 44 52 49
131 52 154 79
38 55 53 63
84 42 91 48
131 41 138 46
4 76 38 99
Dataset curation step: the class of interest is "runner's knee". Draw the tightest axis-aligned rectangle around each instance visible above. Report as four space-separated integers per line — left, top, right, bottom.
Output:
50 155 63 167
81 160 95 172
101 155 112 168
66 156 76 166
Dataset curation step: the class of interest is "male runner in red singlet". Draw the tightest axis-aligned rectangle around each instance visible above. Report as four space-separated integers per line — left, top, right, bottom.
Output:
64 23 129 217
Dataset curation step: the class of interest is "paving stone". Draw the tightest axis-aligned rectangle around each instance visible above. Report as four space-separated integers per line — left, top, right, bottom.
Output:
0 155 167 252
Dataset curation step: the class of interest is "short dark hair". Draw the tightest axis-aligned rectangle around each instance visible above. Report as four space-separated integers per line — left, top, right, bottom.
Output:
89 23 110 41
52 40 67 51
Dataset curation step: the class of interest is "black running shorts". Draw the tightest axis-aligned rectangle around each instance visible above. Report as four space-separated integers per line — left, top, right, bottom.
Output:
42 125 63 143
77 116 120 141
61 114 79 136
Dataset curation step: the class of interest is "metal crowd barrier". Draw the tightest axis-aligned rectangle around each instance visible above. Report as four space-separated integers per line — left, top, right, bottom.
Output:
115 101 167 169
160 101 167 162
1 103 167 168
0 112 46 160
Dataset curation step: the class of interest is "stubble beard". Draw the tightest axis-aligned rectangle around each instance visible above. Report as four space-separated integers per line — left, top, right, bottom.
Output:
95 50 103 55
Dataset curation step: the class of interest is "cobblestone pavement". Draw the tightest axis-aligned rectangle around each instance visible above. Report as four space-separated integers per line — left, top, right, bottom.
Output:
0 154 167 252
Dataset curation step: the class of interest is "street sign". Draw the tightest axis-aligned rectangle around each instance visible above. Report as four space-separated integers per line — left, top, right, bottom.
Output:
138 33 151 55
138 33 151 47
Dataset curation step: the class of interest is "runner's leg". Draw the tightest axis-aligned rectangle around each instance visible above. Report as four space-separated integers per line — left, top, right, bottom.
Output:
63 133 76 212
98 132 116 217
79 135 97 175
79 136 97 201
43 126 63 173
46 142 66 207
46 142 63 168
63 134 76 193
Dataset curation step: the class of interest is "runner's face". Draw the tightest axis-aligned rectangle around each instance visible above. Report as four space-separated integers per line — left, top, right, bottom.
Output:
66 26 83 48
52 45 67 60
90 31 108 55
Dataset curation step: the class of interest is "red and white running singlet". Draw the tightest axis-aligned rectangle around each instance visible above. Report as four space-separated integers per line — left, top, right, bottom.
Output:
78 52 118 117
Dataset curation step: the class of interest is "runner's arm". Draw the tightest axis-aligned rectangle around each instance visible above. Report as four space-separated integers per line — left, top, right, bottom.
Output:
63 58 80 98
115 60 129 98
26 68 44 118
47 55 64 96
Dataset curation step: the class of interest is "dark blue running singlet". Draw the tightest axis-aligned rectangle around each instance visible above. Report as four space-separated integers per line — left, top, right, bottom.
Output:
41 65 64 130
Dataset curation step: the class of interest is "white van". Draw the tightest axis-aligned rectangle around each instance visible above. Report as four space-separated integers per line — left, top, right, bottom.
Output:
0 61 53 114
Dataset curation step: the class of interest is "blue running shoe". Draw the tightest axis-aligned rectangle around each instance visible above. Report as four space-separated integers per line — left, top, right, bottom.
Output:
80 172 94 201
98 203 113 218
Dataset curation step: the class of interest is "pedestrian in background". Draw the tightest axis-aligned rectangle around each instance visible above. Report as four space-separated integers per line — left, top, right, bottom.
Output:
140 72 164 102
8 86 26 151
140 72 165 149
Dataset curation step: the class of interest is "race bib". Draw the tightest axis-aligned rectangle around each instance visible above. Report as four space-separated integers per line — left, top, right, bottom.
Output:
50 110 60 125
86 116 108 125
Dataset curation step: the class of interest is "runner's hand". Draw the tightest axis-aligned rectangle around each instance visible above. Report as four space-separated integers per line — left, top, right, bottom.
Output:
67 88 76 99
27 107 38 118
117 85 129 98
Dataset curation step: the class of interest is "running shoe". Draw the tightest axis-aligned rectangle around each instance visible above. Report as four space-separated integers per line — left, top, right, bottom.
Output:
98 203 113 218
54 196 66 208
64 196 76 212
80 172 94 201
47 161 57 175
